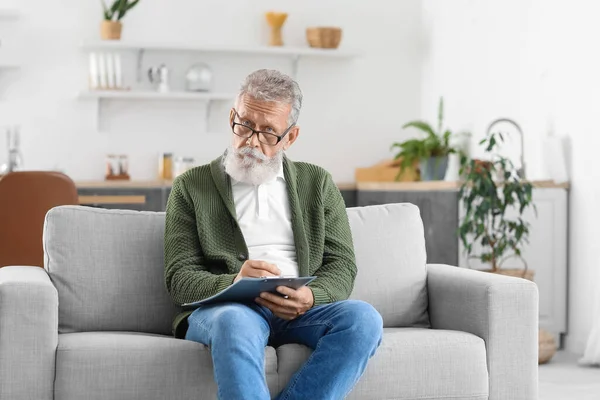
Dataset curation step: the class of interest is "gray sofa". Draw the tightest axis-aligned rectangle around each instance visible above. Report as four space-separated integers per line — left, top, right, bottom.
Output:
0 203 538 400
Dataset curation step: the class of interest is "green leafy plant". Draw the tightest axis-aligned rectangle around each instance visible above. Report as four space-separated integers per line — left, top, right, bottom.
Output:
390 97 456 178
102 0 140 21
458 131 535 273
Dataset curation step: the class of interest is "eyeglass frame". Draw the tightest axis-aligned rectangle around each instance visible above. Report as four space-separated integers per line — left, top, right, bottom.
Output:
230 108 296 146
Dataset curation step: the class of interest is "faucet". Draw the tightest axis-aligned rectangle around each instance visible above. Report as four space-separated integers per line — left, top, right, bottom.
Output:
485 118 525 179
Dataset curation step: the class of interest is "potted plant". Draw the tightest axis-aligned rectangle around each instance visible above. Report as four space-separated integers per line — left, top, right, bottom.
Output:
458 131 535 279
390 97 457 181
101 0 140 40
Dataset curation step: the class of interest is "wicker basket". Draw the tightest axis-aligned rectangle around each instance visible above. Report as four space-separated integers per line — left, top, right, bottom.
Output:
306 27 342 49
539 329 557 364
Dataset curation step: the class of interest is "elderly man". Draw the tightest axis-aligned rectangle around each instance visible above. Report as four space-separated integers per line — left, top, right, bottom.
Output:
164 69 382 400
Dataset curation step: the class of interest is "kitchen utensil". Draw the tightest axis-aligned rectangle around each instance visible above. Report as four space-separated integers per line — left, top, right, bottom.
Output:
185 63 212 92
148 64 170 93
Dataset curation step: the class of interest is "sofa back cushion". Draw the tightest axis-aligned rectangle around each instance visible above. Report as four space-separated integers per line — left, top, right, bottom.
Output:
44 203 429 335
347 203 429 328
44 206 177 335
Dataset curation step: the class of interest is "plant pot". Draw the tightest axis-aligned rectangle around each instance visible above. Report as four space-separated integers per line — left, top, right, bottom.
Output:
101 20 122 40
484 268 535 281
419 156 448 181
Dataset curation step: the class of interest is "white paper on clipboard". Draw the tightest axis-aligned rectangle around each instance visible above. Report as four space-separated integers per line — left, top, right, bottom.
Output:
181 276 317 310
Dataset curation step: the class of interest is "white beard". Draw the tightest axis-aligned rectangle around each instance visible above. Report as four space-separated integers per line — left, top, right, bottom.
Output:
223 146 284 186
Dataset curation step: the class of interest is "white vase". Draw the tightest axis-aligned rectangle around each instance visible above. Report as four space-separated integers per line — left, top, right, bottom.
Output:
444 153 461 181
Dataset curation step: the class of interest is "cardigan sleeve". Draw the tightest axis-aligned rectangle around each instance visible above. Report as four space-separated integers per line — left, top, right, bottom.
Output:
308 173 357 305
164 178 237 305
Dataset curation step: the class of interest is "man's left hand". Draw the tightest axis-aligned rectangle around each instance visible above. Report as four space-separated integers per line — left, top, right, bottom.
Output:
255 286 314 320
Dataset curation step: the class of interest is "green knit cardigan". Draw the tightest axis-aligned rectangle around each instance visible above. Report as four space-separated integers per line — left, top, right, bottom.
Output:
164 155 357 338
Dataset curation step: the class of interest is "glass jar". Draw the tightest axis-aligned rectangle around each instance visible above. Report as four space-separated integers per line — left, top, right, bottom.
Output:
159 153 173 180
173 156 186 178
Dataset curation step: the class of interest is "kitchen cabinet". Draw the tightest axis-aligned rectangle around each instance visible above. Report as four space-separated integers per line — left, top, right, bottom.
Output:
357 189 458 265
78 184 358 213
78 188 165 212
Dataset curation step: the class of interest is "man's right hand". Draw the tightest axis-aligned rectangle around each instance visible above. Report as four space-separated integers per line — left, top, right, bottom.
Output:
234 260 281 283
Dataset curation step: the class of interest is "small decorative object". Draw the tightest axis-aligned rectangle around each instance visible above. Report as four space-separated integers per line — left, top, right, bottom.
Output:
265 11 288 46
89 52 125 90
148 64 170 93
458 131 536 279
100 0 141 40
306 27 342 49
391 97 463 181
539 329 557 364
185 63 212 92
105 154 130 180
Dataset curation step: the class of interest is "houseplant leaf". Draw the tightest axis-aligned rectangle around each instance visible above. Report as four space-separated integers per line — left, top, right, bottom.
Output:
402 121 436 138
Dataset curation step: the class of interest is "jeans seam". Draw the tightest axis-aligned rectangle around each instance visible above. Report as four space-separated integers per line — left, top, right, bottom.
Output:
188 315 227 399
189 309 270 400
272 320 334 335
278 332 327 400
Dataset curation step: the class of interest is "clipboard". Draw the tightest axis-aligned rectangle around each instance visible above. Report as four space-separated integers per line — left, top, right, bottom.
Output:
181 276 317 310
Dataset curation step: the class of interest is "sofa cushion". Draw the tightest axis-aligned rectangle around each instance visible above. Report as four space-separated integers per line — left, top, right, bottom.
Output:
276 328 489 400
44 206 177 335
55 332 279 400
347 204 429 328
44 203 429 334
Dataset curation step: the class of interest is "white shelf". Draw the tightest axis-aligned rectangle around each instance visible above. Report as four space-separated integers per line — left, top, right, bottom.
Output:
78 90 235 101
79 90 234 132
80 40 358 58
0 9 20 19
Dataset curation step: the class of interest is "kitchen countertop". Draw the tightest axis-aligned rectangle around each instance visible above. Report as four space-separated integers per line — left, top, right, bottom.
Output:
356 180 570 191
75 180 569 191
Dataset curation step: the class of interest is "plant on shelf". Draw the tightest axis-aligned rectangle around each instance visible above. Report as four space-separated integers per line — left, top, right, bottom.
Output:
100 0 141 40
390 97 458 181
458 131 535 278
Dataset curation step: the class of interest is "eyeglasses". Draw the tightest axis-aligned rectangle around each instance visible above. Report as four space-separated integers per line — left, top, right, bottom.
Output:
231 109 295 146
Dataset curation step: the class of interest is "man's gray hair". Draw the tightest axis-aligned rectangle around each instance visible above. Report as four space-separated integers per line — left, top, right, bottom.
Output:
236 69 303 125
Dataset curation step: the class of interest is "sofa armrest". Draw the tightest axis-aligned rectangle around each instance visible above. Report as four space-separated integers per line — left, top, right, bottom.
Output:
427 264 538 400
0 266 58 400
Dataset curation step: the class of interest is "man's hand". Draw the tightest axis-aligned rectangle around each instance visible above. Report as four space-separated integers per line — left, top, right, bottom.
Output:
255 285 314 320
234 260 281 283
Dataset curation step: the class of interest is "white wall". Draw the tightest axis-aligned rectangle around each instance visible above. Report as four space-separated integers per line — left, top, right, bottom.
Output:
421 0 600 354
0 0 423 182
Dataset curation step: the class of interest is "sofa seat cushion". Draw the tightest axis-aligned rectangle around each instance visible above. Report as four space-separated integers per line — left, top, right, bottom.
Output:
55 332 279 400
276 328 489 400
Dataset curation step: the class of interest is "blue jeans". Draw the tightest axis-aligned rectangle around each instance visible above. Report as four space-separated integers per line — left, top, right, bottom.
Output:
185 299 383 400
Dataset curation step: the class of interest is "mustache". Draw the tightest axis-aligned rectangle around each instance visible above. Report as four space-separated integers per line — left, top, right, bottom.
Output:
236 146 268 160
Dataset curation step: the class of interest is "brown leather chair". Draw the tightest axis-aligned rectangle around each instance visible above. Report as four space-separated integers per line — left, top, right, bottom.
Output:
0 171 79 268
